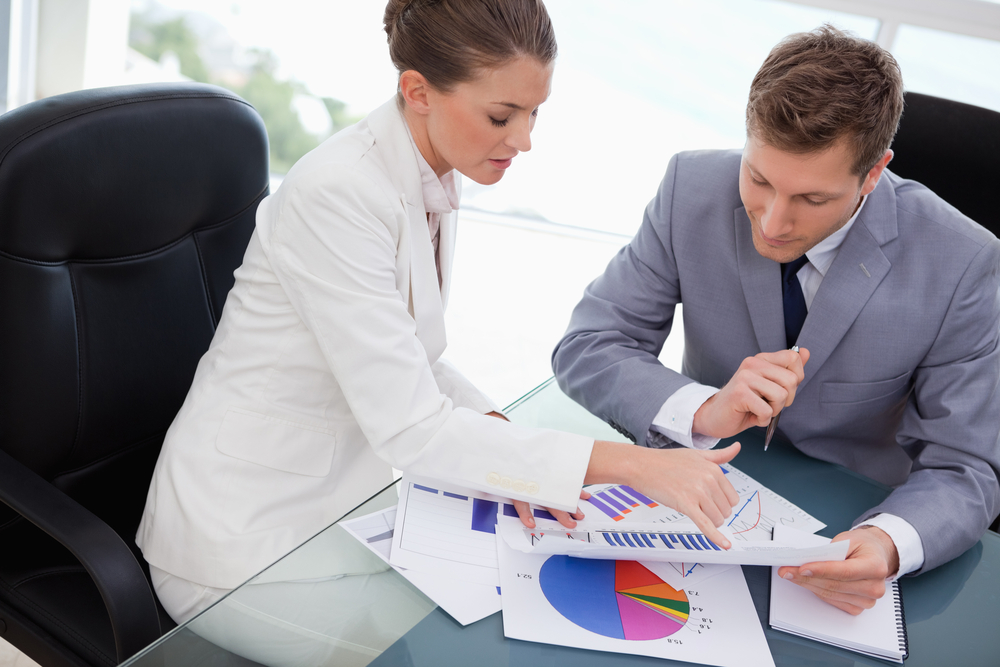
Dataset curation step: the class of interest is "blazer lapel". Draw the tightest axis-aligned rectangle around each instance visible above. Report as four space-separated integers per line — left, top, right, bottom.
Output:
796 181 897 393
436 181 460 311
735 207 786 354
367 100 448 363
405 199 448 362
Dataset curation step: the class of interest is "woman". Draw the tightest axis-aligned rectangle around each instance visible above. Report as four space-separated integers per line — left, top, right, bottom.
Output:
137 0 740 660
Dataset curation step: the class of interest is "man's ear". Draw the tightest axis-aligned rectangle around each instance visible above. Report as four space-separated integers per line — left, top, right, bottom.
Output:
861 149 893 196
399 70 432 115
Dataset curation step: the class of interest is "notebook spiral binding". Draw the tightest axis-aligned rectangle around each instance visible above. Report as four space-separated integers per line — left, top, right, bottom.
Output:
892 581 909 660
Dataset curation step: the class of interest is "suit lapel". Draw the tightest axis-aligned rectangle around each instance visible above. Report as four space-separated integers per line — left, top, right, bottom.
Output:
796 180 898 393
735 207 785 354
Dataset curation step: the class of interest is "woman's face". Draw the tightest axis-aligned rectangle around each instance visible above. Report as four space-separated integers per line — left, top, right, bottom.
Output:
422 56 553 185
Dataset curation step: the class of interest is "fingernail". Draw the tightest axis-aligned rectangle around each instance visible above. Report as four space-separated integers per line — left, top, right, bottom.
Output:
801 569 813 577
782 573 794 580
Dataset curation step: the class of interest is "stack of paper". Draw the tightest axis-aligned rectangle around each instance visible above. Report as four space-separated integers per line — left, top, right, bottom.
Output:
341 469 850 667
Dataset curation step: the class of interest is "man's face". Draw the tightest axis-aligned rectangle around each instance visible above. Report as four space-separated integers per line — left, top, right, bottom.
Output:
739 135 890 264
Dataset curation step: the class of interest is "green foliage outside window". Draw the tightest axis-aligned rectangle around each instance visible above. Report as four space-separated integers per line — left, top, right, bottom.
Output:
129 12 359 174
130 16 210 84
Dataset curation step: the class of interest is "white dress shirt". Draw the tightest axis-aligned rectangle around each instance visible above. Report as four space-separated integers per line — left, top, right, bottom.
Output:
649 195 924 577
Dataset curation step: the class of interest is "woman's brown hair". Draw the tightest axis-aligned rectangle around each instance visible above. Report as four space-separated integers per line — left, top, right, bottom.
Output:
383 0 557 94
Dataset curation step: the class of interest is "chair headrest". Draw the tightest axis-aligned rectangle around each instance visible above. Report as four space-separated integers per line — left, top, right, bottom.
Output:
0 83 269 262
890 91 999 234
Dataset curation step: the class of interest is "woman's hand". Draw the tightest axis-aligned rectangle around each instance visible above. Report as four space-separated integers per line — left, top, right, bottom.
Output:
586 440 742 548
513 490 592 529
487 410 592 529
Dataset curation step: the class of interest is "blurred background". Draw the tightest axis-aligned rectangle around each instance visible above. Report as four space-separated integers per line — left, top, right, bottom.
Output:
2 0 999 409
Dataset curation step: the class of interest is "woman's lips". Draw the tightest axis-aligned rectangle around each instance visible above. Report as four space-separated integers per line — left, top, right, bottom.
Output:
489 157 513 169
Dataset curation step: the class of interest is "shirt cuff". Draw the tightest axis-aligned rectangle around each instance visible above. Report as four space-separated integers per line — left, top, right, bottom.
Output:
855 513 925 579
649 383 721 450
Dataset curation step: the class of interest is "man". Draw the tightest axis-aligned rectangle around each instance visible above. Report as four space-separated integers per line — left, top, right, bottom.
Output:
552 25 1000 615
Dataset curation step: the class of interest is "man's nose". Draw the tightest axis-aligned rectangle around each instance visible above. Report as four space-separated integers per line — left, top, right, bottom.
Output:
760 197 794 238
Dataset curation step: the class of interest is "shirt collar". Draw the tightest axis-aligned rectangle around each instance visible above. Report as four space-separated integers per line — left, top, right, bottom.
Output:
805 194 868 277
405 123 459 215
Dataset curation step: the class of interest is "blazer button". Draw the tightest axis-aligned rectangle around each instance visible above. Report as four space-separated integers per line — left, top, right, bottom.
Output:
500 476 512 490
512 480 526 493
487 472 501 486
526 482 539 495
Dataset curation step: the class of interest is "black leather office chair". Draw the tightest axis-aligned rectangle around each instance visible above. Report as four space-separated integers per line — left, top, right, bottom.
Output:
891 92 1000 534
890 91 999 236
0 83 268 666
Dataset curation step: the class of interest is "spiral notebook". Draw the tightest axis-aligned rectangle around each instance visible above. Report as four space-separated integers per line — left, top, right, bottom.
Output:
769 526 908 663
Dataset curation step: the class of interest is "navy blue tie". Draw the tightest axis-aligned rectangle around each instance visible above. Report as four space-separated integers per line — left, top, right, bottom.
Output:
781 256 809 348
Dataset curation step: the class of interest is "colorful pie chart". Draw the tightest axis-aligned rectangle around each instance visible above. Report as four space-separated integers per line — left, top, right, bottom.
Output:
539 556 689 640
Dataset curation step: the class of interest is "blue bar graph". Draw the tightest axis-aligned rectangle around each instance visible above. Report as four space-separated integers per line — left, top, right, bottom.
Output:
619 485 657 508
586 495 622 521
596 491 629 514
470 499 498 534
609 487 639 508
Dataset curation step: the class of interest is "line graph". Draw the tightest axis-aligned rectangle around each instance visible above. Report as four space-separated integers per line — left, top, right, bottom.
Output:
727 491 762 535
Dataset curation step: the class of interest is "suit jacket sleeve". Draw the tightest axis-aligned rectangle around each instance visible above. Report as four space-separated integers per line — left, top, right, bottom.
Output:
262 165 593 511
863 236 1000 572
553 155 698 447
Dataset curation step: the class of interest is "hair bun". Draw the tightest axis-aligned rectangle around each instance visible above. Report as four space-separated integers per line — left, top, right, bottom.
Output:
383 0 415 40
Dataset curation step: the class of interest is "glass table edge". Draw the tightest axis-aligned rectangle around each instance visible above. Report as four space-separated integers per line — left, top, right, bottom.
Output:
120 475 407 665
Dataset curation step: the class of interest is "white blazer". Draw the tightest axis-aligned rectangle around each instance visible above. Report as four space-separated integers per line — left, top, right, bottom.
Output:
136 99 594 589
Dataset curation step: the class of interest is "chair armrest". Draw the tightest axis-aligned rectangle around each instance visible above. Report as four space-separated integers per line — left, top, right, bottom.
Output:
0 447 162 662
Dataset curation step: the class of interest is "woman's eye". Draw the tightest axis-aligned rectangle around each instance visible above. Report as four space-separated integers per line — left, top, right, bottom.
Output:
531 108 539 118
490 116 510 128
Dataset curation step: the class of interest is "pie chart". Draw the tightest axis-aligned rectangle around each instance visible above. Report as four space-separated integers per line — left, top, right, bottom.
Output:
539 556 689 640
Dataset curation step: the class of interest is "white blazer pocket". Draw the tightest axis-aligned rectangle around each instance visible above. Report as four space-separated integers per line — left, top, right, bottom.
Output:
215 407 336 477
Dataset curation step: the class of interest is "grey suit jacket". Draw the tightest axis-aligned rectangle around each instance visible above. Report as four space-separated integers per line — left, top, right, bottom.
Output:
553 149 1000 572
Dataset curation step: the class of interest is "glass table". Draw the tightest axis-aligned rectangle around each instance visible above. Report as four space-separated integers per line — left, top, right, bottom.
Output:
123 379 1000 667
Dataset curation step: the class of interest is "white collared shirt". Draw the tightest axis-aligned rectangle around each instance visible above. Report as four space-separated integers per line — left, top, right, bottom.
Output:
649 194 924 576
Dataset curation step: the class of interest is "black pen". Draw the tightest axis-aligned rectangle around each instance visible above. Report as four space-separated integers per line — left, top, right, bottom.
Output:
764 345 799 451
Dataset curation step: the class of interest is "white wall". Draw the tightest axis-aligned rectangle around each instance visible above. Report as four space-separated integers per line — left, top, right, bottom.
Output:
35 0 129 99
1 0 38 112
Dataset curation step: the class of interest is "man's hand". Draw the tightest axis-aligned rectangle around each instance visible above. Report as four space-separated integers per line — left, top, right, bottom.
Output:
777 526 900 615
693 348 810 439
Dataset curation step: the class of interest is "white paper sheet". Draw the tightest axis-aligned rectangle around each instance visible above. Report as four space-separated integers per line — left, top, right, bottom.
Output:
340 507 502 626
389 475 507 586
495 463 825 541
498 521 848 566
497 538 775 667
